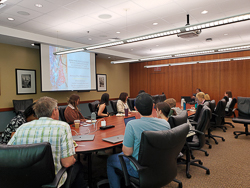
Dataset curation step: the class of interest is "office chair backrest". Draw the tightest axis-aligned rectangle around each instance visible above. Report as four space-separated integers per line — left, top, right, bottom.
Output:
110 100 118 114
209 100 216 112
13 99 33 115
193 104 204 122
237 97 250 118
127 98 135 111
152 95 160 104
159 94 166 102
168 110 188 128
229 98 237 110
88 100 100 113
213 99 226 124
59 106 67 122
0 142 55 188
138 123 189 188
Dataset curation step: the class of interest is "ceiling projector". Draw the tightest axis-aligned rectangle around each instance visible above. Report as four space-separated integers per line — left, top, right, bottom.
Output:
177 30 202 38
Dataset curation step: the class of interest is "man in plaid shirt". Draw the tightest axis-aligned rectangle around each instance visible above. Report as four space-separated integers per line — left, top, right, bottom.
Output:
8 96 87 188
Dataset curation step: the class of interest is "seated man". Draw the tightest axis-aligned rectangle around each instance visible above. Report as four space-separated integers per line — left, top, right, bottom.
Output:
107 93 171 188
8 96 87 188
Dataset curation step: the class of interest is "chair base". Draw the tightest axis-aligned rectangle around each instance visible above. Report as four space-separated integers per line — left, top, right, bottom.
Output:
224 122 235 128
173 179 182 188
233 124 250 138
206 129 225 144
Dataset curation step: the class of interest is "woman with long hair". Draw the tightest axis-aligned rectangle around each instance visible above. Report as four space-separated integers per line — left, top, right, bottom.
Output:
117 92 130 113
97 93 110 117
64 94 85 123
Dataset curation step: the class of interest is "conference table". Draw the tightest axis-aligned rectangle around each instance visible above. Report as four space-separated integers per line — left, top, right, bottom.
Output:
71 104 195 187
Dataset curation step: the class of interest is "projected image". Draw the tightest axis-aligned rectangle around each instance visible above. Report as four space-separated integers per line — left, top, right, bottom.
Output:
49 46 68 89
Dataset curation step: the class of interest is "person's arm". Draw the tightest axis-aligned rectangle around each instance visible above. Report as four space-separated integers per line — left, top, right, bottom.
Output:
61 155 76 168
98 104 108 116
122 145 133 156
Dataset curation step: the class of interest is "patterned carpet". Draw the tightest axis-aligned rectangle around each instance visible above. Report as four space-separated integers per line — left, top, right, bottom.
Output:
79 118 250 188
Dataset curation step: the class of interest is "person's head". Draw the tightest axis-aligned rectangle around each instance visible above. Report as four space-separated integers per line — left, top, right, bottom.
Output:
225 91 232 98
138 90 145 95
23 103 37 122
33 97 58 120
196 92 205 103
119 92 128 103
196 88 201 93
164 98 176 108
67 94 80 109
204 94 210 101
100 93 109 106
155 102 171 119
135 93 153 116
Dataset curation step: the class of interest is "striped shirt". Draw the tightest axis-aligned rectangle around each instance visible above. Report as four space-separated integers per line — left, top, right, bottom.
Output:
8 117 75 187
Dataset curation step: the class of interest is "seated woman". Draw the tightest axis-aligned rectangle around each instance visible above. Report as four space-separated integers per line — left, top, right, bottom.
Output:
164 98 177 117
1 103 37 144
204 94 211 102
224 91 232 111
117 92 130 113
64 94 85 123
155 102 171 121
97 93 110 117
196 92 206 104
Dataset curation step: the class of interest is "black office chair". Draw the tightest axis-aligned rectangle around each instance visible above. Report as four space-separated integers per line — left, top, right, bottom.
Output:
178 105 211 178
152 95 160 104
127 98 135 111
88 100 99 113
224 97 237 128
0 142 69 188
59 106 67 122
13 99 33 115
206 100 226 144
116 123 189 188
110 100 118 114
232 97 250 138
168 110 188 128
159 93 166 102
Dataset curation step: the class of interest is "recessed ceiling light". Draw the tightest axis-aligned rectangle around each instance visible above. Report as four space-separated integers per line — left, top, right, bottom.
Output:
7 17 15 21
201 10 208 14
17 11 30 16
131 49 133 51
88 38 92 40
98 14 112 19
156 45 159 47
116 31 120 34
108 57 111 58
35 4 43 8
153 22 158 26
224 33 228 36
31 43 35 46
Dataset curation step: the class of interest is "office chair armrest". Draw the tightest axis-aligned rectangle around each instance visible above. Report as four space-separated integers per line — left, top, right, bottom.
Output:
118 154 147 186
212 113 219 117
190 129 204 135
190 121 198 127
232 108 237 117
42 167 67 188
188 114 195 119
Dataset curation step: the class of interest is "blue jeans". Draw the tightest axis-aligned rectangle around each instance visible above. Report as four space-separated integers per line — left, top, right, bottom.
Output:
107 152 139 188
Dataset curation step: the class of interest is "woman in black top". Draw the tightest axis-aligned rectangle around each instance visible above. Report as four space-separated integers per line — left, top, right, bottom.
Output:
97 93 110 117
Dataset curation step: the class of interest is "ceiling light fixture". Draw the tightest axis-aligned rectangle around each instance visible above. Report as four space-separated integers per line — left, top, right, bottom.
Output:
35 4 43 8
201 10 208 14
140 55 172 61
144 56 249 68
54 12 250 55
116 31 120 33
7 17 15 21
111 59 139 64
153 22 158 25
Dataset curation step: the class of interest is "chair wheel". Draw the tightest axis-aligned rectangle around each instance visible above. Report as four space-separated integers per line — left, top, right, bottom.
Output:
209 145 212 149
199 161 203 165
191 155 195 159
233 132 236 135
178 183 183 188
222 138 225 141
223 129 226 132
186 173 191 178
235 135 238 139
205 152 209 156
215 141 218 145
206 170 210 175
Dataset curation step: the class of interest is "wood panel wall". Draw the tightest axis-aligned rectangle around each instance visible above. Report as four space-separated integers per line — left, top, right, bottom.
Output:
129 50 250 103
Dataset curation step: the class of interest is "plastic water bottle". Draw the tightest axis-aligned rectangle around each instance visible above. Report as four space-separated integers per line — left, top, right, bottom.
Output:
91 112 96 121
181 98 184 108
183 101 186 110
195 102 198 109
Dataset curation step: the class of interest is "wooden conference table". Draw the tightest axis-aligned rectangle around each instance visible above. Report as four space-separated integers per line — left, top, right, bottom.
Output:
71 104 195 186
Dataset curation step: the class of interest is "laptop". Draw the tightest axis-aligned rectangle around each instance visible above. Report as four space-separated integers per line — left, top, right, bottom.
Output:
102 135 124 144
124 116 136 126
72 135 95 141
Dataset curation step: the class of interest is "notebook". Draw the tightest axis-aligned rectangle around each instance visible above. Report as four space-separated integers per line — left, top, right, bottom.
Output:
72 135 95 141
102 135 124 144
124 116 136 126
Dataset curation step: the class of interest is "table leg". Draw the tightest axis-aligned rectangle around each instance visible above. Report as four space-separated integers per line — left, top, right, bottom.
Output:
87 153 93 188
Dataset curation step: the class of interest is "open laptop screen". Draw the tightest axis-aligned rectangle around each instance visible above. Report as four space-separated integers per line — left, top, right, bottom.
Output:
124 116 136 126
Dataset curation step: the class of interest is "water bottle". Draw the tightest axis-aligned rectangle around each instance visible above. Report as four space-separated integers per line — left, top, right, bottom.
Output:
195 102 198 109
91 112 96 121
183 101 186 110
181 98 184 108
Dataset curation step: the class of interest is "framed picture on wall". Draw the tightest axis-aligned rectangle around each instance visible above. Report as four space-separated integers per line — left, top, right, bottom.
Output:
96 74 107 92
16 69 36 95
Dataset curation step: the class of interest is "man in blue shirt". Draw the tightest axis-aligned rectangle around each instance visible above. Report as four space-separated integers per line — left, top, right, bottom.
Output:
107 93 171 188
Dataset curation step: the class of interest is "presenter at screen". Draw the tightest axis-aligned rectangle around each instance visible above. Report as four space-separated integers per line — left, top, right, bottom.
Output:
64 94 85 123
97 93 110 117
